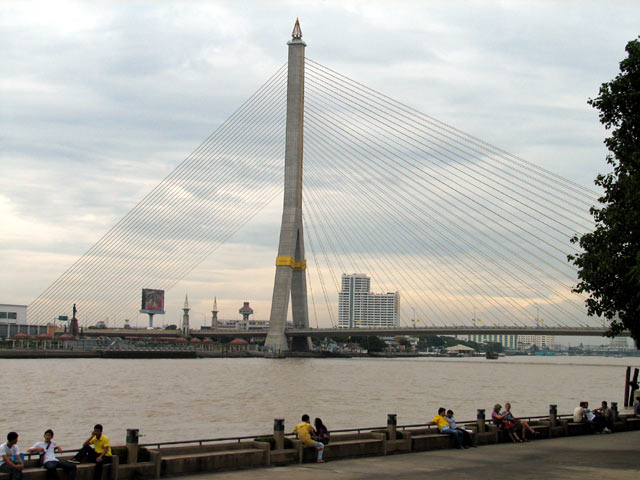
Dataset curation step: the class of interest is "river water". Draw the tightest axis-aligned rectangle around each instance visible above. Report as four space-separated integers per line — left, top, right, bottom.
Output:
3 356 636 449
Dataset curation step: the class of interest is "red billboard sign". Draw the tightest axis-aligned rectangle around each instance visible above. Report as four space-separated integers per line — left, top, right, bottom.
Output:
140 289 165 314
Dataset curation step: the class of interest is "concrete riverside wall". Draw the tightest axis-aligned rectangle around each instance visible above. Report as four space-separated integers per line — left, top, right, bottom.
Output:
3 414 639 480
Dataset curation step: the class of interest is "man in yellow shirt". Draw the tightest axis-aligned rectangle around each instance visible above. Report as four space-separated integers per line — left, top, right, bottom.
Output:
431 408 464 449
292 414 325 463
69 424 112 479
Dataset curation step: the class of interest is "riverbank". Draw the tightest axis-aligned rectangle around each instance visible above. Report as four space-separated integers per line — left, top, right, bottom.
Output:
0 348 424 359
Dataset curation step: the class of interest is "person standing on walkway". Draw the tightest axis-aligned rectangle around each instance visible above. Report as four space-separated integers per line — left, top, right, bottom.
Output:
293 414 325 463
0 432 24 480
431 408 464 449
69 425 112 480
28 429 76 480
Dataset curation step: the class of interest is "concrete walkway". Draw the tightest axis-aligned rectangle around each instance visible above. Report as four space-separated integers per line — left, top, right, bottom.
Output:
181 430 640 480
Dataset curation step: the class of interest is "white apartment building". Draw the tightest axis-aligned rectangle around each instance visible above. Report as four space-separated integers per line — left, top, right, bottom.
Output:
518 334 555 349
467 334 519 350
338 274 399 328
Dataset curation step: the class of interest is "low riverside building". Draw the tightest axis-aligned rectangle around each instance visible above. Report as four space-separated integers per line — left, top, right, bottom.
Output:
0 304 27 324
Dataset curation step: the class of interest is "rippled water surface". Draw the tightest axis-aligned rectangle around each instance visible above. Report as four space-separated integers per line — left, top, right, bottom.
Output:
3 356 636 448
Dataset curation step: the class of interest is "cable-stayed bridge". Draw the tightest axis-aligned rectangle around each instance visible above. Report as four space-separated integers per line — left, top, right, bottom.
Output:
27 22 606 348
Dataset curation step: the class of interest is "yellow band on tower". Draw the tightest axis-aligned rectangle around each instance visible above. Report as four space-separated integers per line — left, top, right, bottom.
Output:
275 256 306 270
276 256 295 267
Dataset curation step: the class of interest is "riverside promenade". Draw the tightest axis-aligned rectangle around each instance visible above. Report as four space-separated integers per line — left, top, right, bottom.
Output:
181 430 640 480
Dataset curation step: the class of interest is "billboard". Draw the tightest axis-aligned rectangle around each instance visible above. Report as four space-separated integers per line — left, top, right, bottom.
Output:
140 289 165 314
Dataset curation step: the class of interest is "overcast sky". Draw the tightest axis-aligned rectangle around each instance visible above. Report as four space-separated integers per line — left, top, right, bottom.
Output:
1 0 638 338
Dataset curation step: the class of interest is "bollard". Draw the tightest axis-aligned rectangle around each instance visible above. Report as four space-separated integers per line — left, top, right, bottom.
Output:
476 409 485 433
611 402 619 422
273 419 285 451
125 429 139 464
549 404 557 427
387 414 397 440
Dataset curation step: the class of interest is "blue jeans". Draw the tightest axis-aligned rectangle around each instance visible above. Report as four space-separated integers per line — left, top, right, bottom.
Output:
312 441 324 460
441 426 463 448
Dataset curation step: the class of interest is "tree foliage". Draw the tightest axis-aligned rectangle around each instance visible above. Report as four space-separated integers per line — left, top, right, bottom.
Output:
569 37 640 347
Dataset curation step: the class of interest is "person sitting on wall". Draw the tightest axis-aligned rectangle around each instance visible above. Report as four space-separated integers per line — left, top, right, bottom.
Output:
68 424 112 480
573 401 588 423
503 402 541 441
593 401 613 433
292 415 325 463
313 418 330 445
431 407 464 449
0 432 24 480
492 404 522 443
445 410 474 447
573 401 607 433
28 429 77 480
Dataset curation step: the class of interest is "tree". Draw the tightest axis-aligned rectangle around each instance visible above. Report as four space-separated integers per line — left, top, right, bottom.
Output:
569 37 640 347
356 336 387 352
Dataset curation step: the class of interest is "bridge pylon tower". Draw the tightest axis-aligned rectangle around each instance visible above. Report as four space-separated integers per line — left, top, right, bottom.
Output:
265 19 311 353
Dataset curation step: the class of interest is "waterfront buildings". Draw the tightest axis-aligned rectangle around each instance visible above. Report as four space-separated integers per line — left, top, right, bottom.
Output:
518 334 555 350
467 334 519 350
338 274 400 328
0 304 27 324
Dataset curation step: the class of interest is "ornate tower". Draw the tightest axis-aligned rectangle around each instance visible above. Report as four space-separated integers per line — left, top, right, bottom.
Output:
211 297 218 329
265 19 311 352
181 295 190 336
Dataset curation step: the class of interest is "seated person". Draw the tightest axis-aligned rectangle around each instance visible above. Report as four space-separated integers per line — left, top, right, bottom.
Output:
28 429 77 480
314 418 330 445
593 401 613 433
292 414 325 463
431 407 464 449
635 396 640 418
0 432 23 480
69 424 112 480
445 409 473 447
503 402 540 441
492 404 522 443
574 401 606 433
573 401 588 422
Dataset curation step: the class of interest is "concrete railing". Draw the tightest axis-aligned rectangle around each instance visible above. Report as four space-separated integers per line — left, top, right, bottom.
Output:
3 408 638 480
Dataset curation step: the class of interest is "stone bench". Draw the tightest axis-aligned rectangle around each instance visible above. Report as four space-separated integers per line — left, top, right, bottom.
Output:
399 427 466 451
0 457 118 480
297 432 386 463
156 441 269 475
566 422 593 436
623 416 640 430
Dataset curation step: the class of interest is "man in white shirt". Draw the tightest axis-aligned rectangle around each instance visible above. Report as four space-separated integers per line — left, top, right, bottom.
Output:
28 430 76 480
573 401 587 422
0 432 24 480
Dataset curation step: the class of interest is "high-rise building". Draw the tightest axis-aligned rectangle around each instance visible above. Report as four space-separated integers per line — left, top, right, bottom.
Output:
338 274 399 328
467 334 519 350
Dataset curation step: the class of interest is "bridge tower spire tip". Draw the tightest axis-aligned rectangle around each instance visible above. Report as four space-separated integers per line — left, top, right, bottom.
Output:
292 18 302 40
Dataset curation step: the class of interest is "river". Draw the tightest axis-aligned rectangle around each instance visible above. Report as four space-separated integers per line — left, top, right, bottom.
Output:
3 355 636 449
